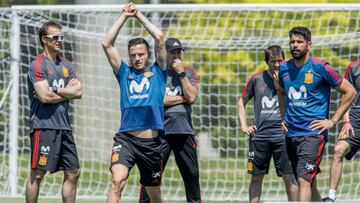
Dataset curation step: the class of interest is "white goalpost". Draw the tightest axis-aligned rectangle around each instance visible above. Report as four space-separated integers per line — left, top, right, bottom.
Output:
0 4 360 201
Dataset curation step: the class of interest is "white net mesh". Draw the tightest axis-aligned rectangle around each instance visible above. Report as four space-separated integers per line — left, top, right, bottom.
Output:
0 4 360 201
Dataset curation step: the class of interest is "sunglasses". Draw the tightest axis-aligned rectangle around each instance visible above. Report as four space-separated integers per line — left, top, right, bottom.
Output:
45 35 64 41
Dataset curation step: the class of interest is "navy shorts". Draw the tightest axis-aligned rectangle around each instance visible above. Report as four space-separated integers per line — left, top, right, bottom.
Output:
339 122 360 160
110 132 163 186
286 134 326 183
247 137 293 176
30 129 80 173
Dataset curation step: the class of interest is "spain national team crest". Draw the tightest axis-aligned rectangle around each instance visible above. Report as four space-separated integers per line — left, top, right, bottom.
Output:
111 152 119 163
62 66 69 78
38 155 47 166
304 71 313 84
144 71 153 78
247 160 253 172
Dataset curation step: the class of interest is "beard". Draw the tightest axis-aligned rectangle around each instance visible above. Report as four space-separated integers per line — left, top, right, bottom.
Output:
290 49 307 60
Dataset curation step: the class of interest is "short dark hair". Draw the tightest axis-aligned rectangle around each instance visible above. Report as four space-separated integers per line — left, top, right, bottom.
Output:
128 37 150 53
264 45 285 62
38 21 62 47
289 26 311 42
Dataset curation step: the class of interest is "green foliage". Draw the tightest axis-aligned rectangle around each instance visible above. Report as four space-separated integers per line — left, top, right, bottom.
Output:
160 8 360 157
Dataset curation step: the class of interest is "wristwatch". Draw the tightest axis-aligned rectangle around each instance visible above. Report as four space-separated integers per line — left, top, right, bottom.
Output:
178 71 186 78
51 86 58 93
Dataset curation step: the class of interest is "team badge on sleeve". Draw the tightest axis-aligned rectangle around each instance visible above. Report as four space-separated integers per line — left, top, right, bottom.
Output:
62 67 69 77
304 71 313 84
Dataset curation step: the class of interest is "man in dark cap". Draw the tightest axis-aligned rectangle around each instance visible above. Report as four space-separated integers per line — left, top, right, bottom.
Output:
139 38 201 203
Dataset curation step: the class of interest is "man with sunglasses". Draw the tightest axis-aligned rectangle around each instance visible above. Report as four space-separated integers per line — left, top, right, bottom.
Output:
26 21 82 203
102 3 166 203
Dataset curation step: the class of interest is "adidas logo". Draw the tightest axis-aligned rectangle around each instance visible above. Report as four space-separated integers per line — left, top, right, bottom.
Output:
173 42 179 46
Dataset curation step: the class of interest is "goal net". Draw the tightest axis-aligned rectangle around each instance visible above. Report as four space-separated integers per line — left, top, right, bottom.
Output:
1 4 360 201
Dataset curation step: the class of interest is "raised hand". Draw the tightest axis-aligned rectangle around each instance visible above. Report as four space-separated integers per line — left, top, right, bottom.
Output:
172 58 185 73
122 2 138 17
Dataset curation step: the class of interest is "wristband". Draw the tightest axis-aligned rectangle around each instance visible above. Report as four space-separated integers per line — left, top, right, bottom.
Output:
178 71 186 78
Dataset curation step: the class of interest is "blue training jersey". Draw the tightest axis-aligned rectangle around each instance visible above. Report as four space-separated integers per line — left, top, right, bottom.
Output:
279 57 343 138
115 61 167 132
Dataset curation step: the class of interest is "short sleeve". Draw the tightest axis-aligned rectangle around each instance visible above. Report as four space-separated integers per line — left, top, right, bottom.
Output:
242 77 255 101
116 60 130 78
28 57 47 84
344 63 354 85
321 63 343 88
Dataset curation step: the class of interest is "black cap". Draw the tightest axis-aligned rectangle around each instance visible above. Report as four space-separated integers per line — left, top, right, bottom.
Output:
166 38 185 52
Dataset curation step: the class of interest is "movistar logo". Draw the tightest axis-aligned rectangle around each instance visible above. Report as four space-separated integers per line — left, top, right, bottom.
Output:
52 79 64 88
288 85 307 100
261 96 278 109
166 86 182 96
129 77 150 94
41 146 50 152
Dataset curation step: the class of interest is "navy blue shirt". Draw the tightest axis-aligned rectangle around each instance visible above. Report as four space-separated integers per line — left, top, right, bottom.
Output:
27 54 77 132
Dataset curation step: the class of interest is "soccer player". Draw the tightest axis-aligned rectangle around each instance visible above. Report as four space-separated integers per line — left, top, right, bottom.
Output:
323 60 360 202
26 21 82 203
101 3 166 203
139 38 201 203
238 45 298 203
278 26 356 201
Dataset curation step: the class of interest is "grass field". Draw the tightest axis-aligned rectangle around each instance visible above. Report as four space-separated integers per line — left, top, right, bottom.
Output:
1 153 360 201
0 198 246 203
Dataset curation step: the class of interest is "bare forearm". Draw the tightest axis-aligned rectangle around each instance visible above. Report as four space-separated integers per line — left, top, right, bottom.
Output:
38 91 67 104
164 95 185 107
180 77 197 104
343 109 350 122
57 86 82 100
331 92 355 123
102 14 127 48
237 98 248 128
135 11 163 42
135 11 166 68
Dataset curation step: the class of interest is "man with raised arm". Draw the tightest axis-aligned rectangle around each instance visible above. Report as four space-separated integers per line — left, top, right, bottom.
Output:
238 45 298 203
323 60 360 202
26 21 82 203
139 38 201 203
278 26 356 201
101 3 166 203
